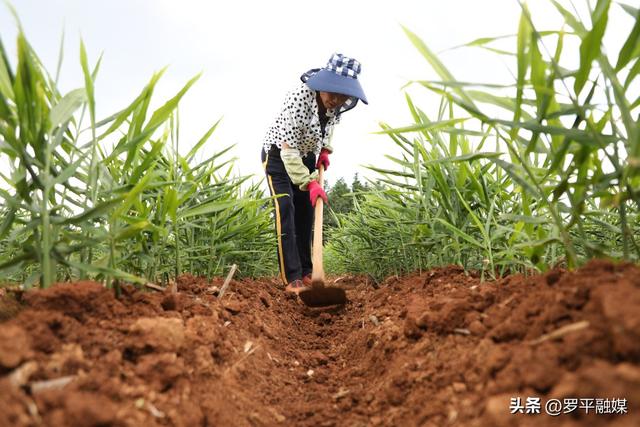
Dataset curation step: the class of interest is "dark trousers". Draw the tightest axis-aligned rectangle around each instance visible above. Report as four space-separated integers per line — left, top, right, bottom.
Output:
261 146 316 284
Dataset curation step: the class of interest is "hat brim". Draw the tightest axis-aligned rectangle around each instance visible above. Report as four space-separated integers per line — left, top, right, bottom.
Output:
305 69 368 104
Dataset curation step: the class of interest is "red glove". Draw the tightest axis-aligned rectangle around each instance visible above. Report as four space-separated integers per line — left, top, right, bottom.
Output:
307 180 328 207
316 148 330 171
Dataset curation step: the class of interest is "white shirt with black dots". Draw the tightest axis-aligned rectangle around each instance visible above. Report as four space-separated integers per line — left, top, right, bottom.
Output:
263 83 340 157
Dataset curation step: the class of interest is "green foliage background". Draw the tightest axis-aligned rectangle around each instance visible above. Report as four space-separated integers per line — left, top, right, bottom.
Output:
1 1 639 289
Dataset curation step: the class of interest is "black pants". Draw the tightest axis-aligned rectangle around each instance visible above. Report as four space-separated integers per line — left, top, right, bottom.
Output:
261 146 316 284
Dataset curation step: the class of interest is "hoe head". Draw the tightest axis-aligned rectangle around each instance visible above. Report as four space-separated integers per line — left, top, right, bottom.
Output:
298 285 347 307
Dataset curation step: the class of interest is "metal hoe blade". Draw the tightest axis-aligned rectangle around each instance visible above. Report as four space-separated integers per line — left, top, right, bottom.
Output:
298 286 347 307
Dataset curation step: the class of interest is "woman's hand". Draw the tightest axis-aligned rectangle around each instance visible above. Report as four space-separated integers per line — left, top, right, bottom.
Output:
307 180 328 207
316 148 330 171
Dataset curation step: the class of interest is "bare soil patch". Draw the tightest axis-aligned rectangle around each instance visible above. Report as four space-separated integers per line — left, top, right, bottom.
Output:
1 260 639 426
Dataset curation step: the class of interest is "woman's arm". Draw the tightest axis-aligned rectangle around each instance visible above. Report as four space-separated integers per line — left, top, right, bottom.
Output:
280 142 318 191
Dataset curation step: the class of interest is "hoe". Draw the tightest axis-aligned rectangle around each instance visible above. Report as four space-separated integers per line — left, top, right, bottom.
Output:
298 165 347 307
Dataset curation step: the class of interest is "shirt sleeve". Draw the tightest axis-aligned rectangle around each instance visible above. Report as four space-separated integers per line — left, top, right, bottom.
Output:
281 147 319 190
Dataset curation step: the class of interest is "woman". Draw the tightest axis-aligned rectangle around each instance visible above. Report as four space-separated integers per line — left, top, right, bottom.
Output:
261 53 368 294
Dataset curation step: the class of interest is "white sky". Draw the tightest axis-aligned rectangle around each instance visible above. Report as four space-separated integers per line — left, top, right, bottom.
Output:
0 0 636 188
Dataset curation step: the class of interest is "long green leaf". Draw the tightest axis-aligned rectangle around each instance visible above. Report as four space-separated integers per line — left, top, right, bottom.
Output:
60 258 147 284
491 118 617 144
490 158 540 197
402 26 475 107
49 88 86 131
374 118 467 135
186 117 222 163
435 218 484 249
575 0 611 94
59 197 125 225
178 199 241 219
143 73 200 132
428 152 502 163
615 8 640 71
0 38 15 100
79 39 96 125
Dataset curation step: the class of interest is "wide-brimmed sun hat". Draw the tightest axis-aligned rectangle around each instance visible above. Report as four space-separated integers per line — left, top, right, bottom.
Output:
301 53 368 113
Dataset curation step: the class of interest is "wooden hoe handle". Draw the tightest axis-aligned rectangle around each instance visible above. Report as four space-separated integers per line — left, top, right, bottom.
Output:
311 165 325 287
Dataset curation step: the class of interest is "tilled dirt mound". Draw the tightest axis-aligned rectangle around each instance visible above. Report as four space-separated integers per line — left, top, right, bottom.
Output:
0 259 639 427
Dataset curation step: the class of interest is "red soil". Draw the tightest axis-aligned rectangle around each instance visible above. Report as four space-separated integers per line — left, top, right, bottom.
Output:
0 259 639 426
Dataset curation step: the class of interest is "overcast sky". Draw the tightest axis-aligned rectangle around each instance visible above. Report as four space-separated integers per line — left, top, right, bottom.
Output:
0 0 635 188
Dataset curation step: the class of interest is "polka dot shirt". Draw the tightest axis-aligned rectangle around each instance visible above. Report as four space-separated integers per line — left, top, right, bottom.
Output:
263 83 340 157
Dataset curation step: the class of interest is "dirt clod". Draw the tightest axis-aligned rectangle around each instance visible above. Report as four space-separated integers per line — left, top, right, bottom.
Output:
223 300 243 315
0 325 31 369
129 317 185 353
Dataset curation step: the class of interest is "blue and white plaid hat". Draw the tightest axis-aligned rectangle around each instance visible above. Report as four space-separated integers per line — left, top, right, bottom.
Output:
301 53 368 113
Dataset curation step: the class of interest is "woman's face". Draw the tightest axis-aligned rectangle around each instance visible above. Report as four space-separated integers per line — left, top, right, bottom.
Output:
318 91 349 110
